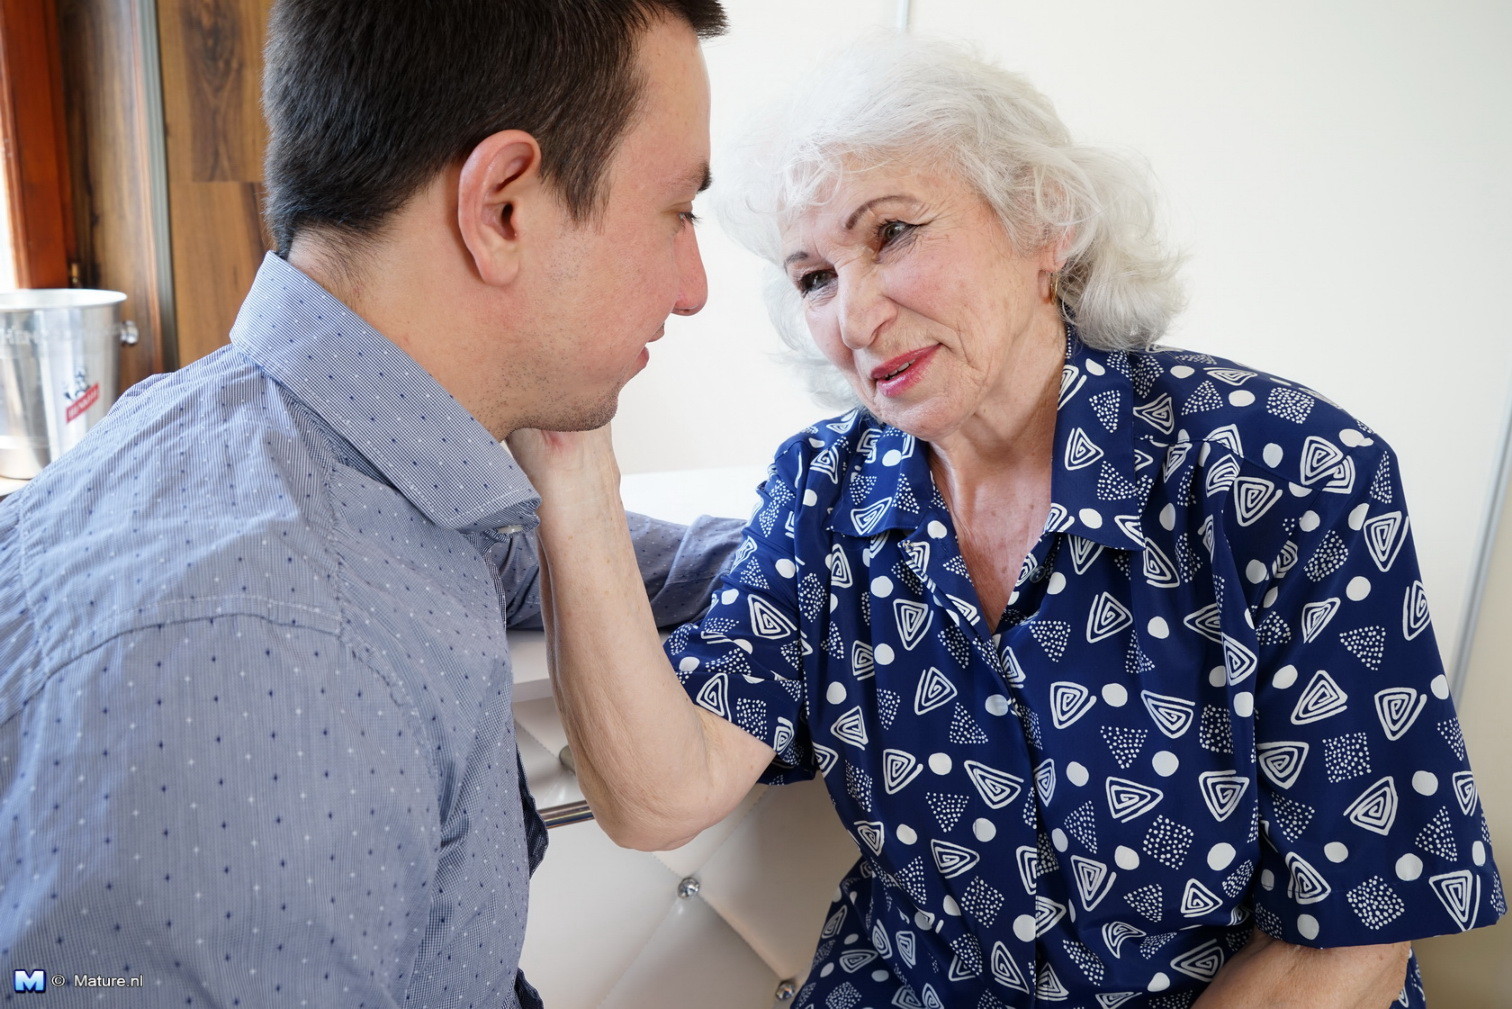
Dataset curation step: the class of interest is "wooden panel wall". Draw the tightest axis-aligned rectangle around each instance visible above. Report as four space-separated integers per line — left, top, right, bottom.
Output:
59 0 173 385
157 0 272 365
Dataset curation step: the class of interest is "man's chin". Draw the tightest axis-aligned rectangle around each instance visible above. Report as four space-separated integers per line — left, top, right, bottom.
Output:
525 397 619 434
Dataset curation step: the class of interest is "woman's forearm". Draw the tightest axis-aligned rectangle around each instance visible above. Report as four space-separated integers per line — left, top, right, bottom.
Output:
515 430 772 850
1192 930 1409 1009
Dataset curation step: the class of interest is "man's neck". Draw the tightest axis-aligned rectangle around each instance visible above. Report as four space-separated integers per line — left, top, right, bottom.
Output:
286 227 518 440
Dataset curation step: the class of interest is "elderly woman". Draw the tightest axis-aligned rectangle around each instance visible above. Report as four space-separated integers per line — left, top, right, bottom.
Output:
510 35 1502 1008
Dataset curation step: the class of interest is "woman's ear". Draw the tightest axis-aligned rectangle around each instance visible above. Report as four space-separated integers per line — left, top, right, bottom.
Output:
1042 226 1073 274
457 130 547 287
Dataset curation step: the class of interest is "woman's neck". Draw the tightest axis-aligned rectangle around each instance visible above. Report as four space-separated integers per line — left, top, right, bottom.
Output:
927 323 1064 497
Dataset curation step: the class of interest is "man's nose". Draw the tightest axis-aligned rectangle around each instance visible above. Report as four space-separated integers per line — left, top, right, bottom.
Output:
671 230 708 317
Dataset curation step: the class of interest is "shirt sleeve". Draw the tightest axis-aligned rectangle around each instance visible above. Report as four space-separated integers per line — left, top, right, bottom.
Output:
630 512 747 627
663 443 818 784
1248 442 1505 947
497 512 744 630
0 615 438 1007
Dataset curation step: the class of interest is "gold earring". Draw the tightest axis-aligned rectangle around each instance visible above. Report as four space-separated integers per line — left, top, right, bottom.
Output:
1048 272 1060 302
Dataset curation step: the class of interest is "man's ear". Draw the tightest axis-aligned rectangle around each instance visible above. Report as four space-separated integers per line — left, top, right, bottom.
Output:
457 130 549 287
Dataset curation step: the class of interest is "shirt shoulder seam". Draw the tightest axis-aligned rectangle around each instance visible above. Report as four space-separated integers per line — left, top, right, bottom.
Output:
0 608 346 732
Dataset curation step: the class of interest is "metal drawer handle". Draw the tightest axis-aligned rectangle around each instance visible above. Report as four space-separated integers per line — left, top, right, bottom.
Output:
538 745 594 828
539 799 595 829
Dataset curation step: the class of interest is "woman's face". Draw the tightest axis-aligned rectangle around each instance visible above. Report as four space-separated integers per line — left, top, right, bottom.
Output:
779 162 1064 443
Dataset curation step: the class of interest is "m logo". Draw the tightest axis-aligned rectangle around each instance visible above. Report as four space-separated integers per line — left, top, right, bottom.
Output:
13 970 45 993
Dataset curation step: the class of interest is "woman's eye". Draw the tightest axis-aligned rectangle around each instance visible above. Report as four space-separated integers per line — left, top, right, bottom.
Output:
878 220 914 245
678 210 700 227
798 269 835 295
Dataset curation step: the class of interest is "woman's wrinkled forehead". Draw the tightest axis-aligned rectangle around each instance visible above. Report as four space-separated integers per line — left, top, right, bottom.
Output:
777 149 921 215
775 154 980 248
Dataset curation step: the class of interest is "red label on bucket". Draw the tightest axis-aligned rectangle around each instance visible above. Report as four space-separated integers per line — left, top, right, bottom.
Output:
65 383 100 423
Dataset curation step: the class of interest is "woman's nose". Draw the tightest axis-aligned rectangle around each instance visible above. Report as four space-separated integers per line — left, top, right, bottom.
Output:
837 270 893 349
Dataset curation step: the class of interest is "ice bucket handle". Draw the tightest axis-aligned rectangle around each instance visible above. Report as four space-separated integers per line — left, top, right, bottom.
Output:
119 320 139 346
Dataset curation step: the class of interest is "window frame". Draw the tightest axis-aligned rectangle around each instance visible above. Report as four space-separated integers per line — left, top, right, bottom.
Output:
0 0 76 289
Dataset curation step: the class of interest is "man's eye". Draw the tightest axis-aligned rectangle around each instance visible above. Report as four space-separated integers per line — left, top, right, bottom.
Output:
798 269 835 295
678 210 700 227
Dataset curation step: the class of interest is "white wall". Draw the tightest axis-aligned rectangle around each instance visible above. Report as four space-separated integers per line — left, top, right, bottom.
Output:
1417 458 1512 1007
610 0 898 477
610 0 1512 670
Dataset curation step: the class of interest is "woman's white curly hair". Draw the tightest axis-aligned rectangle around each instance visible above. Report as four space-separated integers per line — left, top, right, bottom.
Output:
715 32 1186 408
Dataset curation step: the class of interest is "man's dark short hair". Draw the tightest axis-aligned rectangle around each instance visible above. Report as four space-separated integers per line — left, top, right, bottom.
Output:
263 0 727 257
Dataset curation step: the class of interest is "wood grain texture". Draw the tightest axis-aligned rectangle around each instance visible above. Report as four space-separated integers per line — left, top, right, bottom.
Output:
59 0 173 385
157 0 272 364
0 0 75 288
166 180 266 364
159 0 269 182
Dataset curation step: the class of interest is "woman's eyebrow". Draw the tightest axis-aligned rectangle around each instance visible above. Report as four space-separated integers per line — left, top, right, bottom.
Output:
783 194 914 267
843 194 908 230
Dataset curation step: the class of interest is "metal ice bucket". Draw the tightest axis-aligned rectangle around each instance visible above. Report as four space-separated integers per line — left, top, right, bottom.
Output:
0 289 139 480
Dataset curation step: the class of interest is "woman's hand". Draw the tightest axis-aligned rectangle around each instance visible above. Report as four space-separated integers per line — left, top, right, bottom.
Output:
1192 930 1410 1008
504 425 621 517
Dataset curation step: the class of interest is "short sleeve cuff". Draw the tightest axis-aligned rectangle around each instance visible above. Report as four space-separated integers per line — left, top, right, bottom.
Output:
1252 852 1505 946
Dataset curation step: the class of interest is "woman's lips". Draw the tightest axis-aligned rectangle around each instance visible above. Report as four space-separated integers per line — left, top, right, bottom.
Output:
871 345 938 396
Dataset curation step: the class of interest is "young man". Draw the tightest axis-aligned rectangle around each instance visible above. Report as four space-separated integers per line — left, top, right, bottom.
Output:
0 2 733 1005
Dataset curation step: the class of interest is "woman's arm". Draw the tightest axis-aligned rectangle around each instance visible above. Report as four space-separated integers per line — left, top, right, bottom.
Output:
509 426 774 851
1192 931 1410 1009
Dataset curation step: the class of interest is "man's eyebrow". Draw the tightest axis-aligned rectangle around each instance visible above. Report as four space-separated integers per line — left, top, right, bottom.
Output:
679 163 712 196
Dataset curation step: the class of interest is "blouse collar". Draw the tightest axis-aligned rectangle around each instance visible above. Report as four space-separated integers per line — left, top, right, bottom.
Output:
827 328 1148 553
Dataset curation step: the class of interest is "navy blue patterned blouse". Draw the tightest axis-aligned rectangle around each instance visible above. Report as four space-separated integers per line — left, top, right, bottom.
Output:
666 334 1503 1009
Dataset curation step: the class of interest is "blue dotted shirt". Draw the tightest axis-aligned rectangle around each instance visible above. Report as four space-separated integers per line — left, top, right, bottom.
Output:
0 253 738 1007
666 334 1504 1009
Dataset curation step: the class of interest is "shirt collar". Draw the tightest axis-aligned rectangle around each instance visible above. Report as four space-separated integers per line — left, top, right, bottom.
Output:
828 327 1146 551
1051 332 1148 550
230 252 541 533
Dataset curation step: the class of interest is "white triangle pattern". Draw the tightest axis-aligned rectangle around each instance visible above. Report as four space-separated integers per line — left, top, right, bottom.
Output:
1257 741 1309 790
1374 687 1427 741
1344 776 1399 836
1197 770 1249 821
